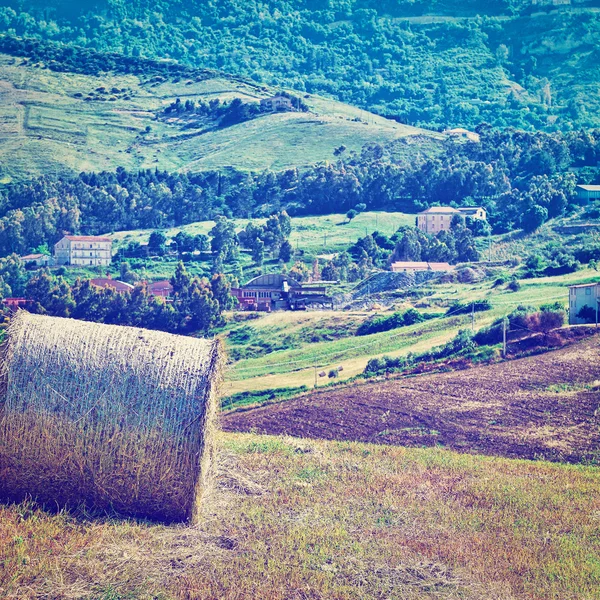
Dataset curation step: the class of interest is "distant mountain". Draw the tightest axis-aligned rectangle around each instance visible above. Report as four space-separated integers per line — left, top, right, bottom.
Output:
0 0 599 132
0 38 441 181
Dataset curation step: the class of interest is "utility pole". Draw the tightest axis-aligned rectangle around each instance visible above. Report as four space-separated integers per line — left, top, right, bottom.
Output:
502 317 507 358
314 364 317 388
471 302 475 332
596 299 599 329
488 232 492 262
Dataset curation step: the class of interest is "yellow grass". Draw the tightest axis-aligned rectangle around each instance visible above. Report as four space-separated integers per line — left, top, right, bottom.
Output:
1 432 599 599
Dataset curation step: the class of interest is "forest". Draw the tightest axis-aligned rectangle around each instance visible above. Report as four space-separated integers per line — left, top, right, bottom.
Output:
0 127 598 256
0 0 599 131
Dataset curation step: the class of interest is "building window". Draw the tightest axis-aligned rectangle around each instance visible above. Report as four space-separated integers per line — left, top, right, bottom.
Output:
586 288 592 295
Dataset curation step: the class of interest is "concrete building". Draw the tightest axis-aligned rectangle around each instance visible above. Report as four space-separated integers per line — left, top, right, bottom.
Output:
391 261 454 273
20 253 50 267
416 206 487 234
54 236 112 267
231 273 332 311
568 282 599 324
444 128 481 143
576 185 600 204
260 95 294 111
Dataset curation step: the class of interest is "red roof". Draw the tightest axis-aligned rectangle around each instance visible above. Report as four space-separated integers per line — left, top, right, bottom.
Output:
63 236 112 242
90 278 134 292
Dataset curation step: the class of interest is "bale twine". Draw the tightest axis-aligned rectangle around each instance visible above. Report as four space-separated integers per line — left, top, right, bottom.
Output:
0 311 223 524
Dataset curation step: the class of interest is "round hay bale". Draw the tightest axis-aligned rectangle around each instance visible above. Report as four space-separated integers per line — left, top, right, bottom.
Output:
0 311 223 524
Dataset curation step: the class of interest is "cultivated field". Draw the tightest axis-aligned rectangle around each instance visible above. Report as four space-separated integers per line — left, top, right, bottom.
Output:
224 336 600 464
1 432 599 599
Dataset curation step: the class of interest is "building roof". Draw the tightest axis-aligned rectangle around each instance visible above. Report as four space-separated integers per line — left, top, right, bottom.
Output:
569 282 599 288
391 261 430 269
21 253 47 260
418 207 460 215
458 206 485 213
60 235 112 243
243 274 301 289
577 185 600 191
427 262 455 271
148 280 173 290
90 278 134 291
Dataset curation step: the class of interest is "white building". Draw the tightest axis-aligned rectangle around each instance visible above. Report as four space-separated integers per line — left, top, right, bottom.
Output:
54 235 112 267
416 206 487 234
576 185 600 204
568 282 599 324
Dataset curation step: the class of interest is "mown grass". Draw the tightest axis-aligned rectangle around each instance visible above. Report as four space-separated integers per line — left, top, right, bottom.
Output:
1 432 599 599
0 54 436 181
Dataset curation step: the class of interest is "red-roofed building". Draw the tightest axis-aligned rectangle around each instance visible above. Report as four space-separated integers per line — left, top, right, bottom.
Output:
20 253 50 267
90 278 134 293
2 298 33 311
148 280 173 299
54 235 112 267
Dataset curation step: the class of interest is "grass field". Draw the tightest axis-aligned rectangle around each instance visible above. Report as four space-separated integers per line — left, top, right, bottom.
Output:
223 268 597 395
0 55 441 181
108 211 415 256
1 432 599 599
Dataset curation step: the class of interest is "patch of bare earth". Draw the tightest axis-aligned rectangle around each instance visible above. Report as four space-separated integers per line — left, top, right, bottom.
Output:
223 336 600 463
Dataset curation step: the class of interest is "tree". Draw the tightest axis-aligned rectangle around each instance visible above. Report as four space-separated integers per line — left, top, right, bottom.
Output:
392 229 421 261
346 209 358 223
210 217 238 261
211 273 234 311
26 271 75 317
522 205 548 233
119 261 138 284
252 238 265 265
148 231 167 255
279 239 293 263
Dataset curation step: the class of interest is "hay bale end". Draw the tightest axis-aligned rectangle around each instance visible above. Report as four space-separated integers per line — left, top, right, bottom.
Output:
0 311 223 524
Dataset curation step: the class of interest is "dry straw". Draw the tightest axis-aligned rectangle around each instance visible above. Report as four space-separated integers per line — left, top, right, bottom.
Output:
0 311 223 524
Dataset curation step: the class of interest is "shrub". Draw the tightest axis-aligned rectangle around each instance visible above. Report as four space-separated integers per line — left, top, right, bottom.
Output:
577 305 596 323
446 300 492 316
507 280 521 292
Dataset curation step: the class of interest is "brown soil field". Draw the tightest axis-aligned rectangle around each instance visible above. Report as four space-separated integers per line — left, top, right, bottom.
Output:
223 336 600 463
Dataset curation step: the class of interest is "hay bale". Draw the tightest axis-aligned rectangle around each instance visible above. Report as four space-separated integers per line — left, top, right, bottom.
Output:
0 311 223 524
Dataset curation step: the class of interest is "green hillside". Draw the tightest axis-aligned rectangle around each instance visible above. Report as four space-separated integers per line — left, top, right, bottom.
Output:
0 51 440 182
1 1 599 131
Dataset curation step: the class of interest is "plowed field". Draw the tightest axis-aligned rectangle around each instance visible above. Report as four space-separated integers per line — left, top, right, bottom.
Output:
224 337 600 463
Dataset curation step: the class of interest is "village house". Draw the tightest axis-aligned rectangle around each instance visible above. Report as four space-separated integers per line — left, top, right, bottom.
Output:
231 273 333 311
576 185 600 204
260 95 294 111
443 128 481 143
568 282 599 324
391 261 455 273
416 206 487 234
20 253 50 267
54 235 112 267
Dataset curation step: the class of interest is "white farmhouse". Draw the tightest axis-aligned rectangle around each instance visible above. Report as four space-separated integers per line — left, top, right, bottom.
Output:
568 282 599 324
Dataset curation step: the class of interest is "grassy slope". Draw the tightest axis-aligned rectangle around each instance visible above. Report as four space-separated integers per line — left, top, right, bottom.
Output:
0 55 441 181
1 432 599 599
224 267 598 395
109 211 415 254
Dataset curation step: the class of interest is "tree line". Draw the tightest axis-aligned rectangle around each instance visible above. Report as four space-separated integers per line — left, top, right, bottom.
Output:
1 127 597 256
0 260 233 335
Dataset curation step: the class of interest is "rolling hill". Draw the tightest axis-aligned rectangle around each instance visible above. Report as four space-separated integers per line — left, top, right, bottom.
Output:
0 51 441 182
1 1 599 131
